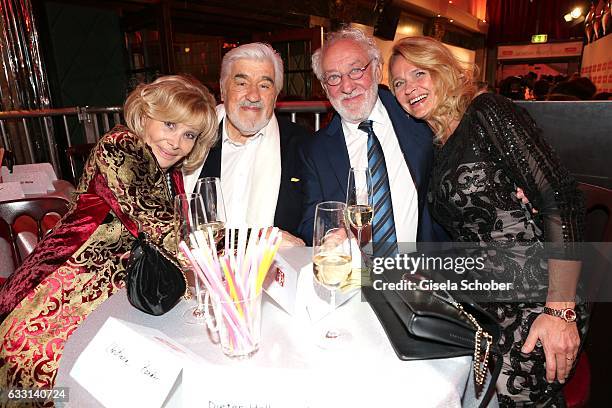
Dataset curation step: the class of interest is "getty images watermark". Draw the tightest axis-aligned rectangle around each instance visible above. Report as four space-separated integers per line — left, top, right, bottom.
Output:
370 253 514 292
363 242 612 303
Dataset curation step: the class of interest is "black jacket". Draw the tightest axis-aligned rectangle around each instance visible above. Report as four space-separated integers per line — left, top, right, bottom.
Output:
198 117 310 237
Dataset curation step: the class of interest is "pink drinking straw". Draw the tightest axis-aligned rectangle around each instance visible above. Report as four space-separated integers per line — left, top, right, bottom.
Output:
180 242 251 341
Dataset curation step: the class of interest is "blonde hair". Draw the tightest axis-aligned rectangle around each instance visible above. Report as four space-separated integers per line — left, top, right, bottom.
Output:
124 75 218 172
389 36 477 144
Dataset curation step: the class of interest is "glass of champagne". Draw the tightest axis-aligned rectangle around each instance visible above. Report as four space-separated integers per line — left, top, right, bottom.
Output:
174 192 210 324
312 201 353 347
346 167 373 249
196 177 227 252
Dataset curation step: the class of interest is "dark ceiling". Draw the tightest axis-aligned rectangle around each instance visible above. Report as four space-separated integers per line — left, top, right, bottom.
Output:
44 0 323 39
39 0 392 39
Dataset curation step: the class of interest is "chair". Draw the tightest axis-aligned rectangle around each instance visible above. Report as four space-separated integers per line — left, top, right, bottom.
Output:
578 182 612 242
564 182 612 408
66 143 96 184
574 183 612 300
0 148 15 172
564 353 591 408
0 197 70 271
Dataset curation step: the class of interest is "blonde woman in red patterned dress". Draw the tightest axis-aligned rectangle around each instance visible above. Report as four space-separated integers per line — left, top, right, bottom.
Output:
0 75 218 395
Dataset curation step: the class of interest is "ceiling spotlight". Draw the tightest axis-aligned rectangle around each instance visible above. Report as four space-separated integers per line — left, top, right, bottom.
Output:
563 13 573 22
449 19 454 23
570 7 582 19
437 14 441 17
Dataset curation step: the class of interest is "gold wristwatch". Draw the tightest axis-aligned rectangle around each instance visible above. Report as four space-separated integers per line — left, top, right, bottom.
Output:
543 306 577 322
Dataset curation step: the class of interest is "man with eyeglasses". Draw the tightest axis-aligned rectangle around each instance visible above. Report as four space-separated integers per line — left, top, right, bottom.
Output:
298 27 441 249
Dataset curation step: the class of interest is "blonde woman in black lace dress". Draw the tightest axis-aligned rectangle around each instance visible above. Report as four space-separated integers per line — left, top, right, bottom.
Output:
388 36 588 407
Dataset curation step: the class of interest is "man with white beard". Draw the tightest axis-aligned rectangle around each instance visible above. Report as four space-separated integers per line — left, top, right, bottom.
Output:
183 42 308 245
298 28 440 249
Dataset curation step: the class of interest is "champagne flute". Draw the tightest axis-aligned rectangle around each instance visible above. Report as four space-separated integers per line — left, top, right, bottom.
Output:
346 167 373 249
174 192 210 324
312 201 353 347
196 177 227 252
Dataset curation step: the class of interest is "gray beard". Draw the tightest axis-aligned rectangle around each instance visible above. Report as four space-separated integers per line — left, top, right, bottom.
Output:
226 111 270 136
329 86 378 123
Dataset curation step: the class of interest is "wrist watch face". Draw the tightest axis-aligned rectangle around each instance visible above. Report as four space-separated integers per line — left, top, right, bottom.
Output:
544 307 577 322
562 308 577 322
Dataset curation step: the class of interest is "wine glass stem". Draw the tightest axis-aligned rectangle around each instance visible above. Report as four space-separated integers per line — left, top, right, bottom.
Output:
356 227 362 249
325 289 339 339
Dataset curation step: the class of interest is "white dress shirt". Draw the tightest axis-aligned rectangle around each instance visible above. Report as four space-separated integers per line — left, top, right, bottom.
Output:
341 97 419 243
220 121 263 228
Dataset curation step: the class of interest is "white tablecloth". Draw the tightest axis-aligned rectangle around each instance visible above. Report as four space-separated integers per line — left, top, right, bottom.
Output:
56 248 497 408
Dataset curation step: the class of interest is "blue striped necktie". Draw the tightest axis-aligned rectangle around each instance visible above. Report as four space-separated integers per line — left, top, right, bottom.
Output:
358 120 398 258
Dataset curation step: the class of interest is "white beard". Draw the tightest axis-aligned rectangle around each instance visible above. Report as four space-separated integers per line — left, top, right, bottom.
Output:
329 84 378 123
226 107 271 136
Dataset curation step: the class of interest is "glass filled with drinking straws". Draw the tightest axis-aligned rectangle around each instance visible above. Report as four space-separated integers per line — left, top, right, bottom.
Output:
211 291 263 359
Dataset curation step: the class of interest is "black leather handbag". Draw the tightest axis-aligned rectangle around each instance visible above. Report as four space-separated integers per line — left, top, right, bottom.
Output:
125 232 189 316
364 271 502 406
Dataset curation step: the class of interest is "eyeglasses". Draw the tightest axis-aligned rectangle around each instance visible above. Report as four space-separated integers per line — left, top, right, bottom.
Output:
323 59 376 86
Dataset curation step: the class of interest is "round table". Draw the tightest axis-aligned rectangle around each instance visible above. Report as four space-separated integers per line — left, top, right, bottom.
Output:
56 276 496 407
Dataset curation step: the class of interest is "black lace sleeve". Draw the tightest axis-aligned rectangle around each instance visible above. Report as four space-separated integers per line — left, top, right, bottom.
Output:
469 93 584 252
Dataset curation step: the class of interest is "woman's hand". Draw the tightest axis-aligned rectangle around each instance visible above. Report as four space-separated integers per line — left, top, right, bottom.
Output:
516 187 539 214
521 312 580 383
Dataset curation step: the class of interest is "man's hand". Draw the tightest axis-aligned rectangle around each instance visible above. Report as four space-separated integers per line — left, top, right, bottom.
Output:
279 230 306 247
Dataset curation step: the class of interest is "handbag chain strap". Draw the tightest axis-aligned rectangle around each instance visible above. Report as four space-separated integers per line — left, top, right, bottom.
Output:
431 288 492 388
140 233 191 300
453 301 493 388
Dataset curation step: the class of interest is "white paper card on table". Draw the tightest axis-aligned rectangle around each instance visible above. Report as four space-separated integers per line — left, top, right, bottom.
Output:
0 170 54 194
264 247 358 321
264 246 312 314
304 237 361 322
301 261 359 322
182 363 310 408
70 317 190 408
7 163 58 181
0 182 25 201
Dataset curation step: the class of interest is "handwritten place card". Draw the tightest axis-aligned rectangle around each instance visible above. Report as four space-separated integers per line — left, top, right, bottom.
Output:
70 317 189 408
0 169 54 194
182 363 310 408
0 182 25 201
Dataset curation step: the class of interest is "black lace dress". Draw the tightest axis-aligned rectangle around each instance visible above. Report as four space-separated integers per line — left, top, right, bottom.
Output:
428 93 588 407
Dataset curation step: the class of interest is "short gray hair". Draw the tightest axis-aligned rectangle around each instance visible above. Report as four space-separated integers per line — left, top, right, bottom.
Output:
311 28 382 81
220 42 284 95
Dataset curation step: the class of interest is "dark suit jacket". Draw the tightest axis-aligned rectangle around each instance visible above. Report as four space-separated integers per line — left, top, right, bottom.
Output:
297 88 442 245
198 116 310 237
